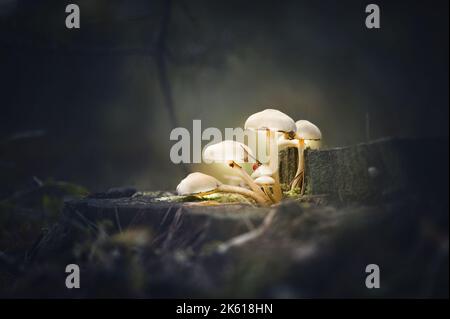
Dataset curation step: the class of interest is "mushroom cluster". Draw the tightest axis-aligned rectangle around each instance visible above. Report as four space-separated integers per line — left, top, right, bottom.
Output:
176 108 322 206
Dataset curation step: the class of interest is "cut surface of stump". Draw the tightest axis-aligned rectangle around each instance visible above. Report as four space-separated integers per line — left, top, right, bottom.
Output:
63 193 271 253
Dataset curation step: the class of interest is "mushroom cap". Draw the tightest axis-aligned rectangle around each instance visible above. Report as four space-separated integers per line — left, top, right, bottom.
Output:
251 164 274 179
176 172 221 195
244 109 296 133
277 134 299 150
254 175 275 185
203 140 254 163
296 120 322 140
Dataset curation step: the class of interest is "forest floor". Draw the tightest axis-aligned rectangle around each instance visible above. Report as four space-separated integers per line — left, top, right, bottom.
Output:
0 138 448 298
0 186 448 298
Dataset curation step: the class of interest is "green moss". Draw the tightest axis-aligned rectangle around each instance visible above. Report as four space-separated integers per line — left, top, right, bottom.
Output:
154 194 203 202
202 192 255 204
153 192 255 204
283 188 301 198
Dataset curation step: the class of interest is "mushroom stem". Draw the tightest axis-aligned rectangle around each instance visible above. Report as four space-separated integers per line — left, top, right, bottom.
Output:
267 130 282 202
291 139 305 190
300 172 306 195
230 162 271 204
217 184 269 206
272 172 282 202
277 138 298 150
262 186 276 203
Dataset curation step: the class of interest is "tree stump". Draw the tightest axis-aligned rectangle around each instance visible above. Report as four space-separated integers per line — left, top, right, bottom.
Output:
279 148 298 186
279 137 448 203
9 137 446 298
62 194 270 253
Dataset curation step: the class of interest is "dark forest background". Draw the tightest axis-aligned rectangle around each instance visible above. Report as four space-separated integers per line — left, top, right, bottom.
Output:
1 0 448 194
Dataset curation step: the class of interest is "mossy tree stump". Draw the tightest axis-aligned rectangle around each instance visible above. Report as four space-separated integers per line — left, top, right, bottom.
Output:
279 137 448 203
14 137 446 298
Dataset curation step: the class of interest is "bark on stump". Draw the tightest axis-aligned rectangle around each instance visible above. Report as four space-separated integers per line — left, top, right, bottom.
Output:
280 137 448 203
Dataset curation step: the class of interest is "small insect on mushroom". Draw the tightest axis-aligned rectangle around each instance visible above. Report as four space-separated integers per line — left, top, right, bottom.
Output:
244 109 297 202
176 172 269 206
203 140 271 204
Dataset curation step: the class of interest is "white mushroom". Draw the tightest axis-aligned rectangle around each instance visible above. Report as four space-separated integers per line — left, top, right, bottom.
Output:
203 140 252 163
290 120 322 191
176 172 268 205
254 175 276 203
251 164 274 179
277 135 299 149
245 109 297 133
254 175 275 185
296 120 322 149
177 172 221 195
244 109 296 202
203 140 270 204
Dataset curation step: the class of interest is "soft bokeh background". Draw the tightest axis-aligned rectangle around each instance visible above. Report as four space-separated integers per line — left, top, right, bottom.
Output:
1 0 448 193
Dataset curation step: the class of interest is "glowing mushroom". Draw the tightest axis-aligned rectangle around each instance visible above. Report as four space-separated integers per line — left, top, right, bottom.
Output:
296 120 322 149
251 164 276 203
203 140 270 203
251 164 274 179
291 120 322 191
244 109 296 202
254 175 276 203
177 172 268 205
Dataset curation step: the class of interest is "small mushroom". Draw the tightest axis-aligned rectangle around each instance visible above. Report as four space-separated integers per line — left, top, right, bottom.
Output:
177 172 220 195
251 164 276 203
203 140 271 203
254 175 276 203
296 120 322 149
244 109 296 202
291 120 322 191
251 164 274 179
176 172 268 205
277 135 299 149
